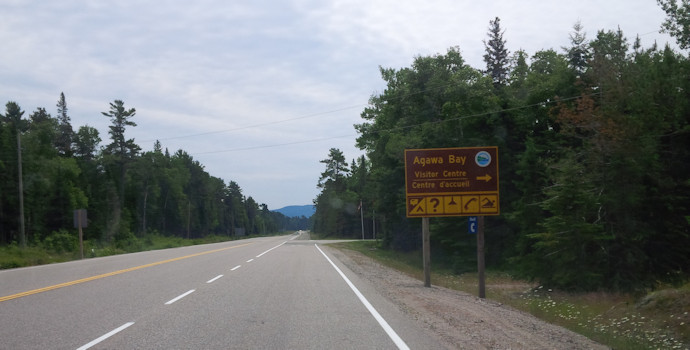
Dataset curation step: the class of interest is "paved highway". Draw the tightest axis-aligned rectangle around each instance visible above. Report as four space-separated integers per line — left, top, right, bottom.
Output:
0 233 445 349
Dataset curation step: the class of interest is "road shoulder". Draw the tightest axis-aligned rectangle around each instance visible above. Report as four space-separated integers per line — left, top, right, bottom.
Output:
325 246 608 350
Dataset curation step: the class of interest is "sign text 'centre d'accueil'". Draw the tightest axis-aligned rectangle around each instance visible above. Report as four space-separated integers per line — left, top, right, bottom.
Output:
405 147 499 217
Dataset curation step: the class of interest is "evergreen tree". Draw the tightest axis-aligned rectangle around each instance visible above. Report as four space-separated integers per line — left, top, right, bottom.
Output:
564 21 590 75
508 49 529 97
73 125 103 240
318 148 349 190
29 107 52 124
102 99 140 207
55 92 74 157
483 17 510 87
73 126 101 161
226 180 248 235
313 148 358 237
0 102 26 245
102 100 140 238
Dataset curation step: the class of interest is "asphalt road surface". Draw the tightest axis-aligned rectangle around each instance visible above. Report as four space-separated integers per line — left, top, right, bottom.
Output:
0 233 445 349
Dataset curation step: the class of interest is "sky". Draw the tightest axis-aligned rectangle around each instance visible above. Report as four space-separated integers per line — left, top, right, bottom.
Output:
0 0 679 210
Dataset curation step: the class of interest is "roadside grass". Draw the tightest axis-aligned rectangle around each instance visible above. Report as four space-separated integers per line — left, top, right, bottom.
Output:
0 243 74 269
332 240 690 350
0 232 287 269
308 232 361 240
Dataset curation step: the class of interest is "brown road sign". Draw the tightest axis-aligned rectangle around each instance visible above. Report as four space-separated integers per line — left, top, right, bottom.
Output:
405 147 499 217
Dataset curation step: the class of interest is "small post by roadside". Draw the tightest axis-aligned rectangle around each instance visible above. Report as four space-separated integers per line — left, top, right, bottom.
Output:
422 217 431 287
73 209 87 259
477 216 485 298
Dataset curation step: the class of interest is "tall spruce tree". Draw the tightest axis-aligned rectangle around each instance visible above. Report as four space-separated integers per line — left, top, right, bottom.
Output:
564 21 590 75
483 17 510 87
55 92 73 157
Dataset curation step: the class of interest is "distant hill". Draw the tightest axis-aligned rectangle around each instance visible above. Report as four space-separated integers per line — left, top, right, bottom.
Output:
273 205 315 218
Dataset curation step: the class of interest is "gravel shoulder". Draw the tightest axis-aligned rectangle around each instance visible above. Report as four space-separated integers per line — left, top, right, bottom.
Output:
324 245 608 350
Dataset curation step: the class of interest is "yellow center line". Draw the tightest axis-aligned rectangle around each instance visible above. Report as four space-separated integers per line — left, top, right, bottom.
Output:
0 242 252 303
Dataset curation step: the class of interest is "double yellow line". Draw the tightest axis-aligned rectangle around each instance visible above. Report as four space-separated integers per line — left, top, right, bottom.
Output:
0 243 252 303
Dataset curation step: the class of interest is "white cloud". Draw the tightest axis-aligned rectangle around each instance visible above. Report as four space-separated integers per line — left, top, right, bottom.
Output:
0 0 679 208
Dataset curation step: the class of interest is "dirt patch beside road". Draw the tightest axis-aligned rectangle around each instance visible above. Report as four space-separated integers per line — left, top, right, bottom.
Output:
326 246 607 350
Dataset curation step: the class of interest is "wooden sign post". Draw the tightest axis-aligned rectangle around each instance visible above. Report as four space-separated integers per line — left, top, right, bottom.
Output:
477 216 485 298
422 217 431 287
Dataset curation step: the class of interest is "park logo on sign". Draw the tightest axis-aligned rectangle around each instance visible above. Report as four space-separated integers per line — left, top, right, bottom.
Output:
475 151 491 167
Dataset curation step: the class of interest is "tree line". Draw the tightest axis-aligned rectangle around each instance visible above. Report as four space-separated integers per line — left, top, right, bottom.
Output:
1 95 308 249
313 5 690 291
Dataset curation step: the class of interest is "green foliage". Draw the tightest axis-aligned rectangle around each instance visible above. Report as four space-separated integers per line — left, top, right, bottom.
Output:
1 102 27 246
312 149 361 238
102 99 139 161
43 229 77 253
55 92 73 157
565 21 590 74
0 94 295 255
521 151 609 290
0 241 74 268
339 17 690 292
114 233 142 252
658 0 690 49
0 232 267 269
354 46 502 250
73 125 100 160
3 9 689 296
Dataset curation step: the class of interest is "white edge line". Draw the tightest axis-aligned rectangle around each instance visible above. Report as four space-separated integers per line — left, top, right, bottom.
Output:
231 265 241 271
206 275 223 283
76 322 135 350
256 241 286 258
315 244 410 350
165 289 195 305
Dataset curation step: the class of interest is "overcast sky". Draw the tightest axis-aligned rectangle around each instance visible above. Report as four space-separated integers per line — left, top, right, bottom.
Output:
0 0 678 209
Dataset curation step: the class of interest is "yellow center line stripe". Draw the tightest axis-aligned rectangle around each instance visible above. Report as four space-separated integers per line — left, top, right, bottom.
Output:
0 242 252 303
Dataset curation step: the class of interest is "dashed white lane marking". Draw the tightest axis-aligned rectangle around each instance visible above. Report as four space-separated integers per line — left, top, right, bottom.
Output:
256 242 286 258
315 244 410 350
165 289 195 305
76 322 135 350
206 275 223 283
78 240 291 349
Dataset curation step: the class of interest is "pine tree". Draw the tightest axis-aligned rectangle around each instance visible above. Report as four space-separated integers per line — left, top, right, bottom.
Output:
318 148 348 190
483 17 510 87
313 148 359 237
102 100 140 214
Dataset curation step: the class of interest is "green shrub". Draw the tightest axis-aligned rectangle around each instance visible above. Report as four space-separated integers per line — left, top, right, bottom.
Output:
43 230 77 253
114 229 141 252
